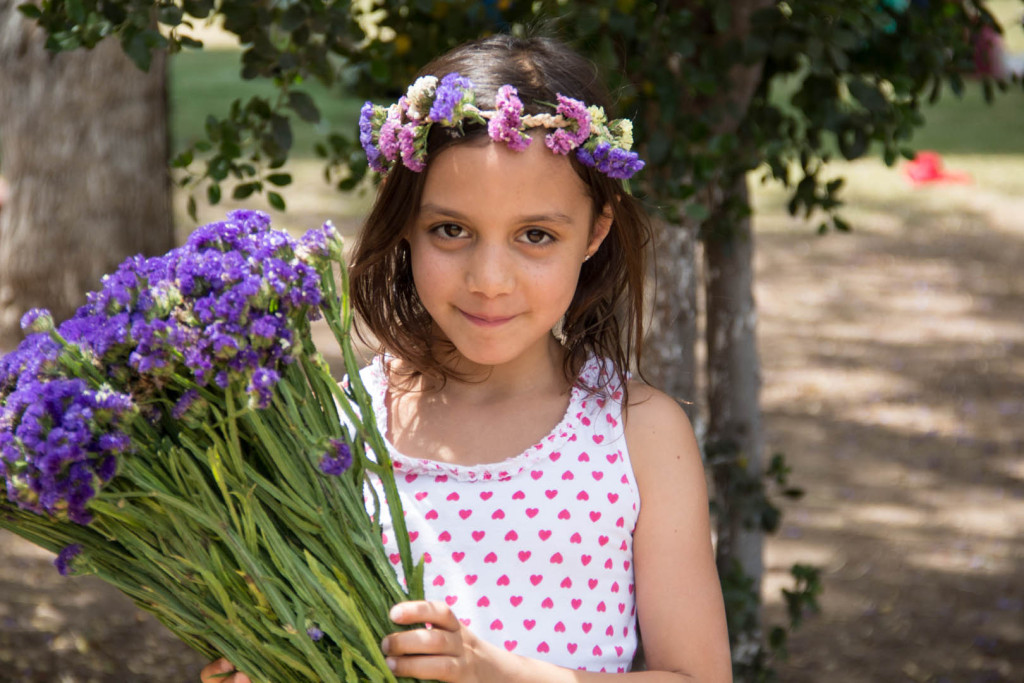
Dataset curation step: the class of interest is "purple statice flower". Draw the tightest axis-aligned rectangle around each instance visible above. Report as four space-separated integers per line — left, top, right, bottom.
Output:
428 73 473 125
577 141 645 180
54 543 82 576
545 94 591 155
1 376 135 524
307 626 324 641
359 102 385 172
246 367 280 409
488 85 532 152
318 439 352 476
398 124 425 172
171 389 200 420
298 221 342 264
20 308 54 334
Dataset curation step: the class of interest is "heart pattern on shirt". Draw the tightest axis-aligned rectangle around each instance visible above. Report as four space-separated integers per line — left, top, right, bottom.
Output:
363 356 640 673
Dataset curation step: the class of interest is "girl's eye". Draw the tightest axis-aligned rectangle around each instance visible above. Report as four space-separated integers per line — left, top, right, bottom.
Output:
432 223 467 239
521 229 554 245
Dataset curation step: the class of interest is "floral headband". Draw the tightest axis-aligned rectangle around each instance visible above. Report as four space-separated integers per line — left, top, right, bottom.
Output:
358 72 644 180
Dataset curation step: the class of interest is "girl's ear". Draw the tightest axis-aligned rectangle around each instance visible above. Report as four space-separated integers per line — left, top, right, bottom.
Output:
588 203 614 255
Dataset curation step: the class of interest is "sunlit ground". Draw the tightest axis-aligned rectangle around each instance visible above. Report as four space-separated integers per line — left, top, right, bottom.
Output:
755 156 1023 682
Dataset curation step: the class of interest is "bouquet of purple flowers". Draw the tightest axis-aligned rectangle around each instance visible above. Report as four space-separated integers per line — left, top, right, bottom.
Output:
0 210 421 682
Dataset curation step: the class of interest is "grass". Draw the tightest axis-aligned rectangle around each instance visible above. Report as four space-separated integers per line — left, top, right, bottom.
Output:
168 48 362 157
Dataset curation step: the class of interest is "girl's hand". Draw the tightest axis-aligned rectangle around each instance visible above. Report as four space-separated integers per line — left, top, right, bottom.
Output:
200 658 251 683
382 600 505 682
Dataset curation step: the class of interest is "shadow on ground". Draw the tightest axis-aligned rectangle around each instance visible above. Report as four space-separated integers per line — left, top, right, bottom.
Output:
758 193 1024 682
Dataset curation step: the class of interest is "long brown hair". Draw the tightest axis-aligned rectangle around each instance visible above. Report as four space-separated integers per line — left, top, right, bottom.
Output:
350 34 652 399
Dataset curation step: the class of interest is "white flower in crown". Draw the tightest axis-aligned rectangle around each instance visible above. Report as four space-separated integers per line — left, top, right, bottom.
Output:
405 76 439 121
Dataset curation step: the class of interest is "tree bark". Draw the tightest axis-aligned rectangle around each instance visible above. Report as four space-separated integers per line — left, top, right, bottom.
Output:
0 3 173 350
642 217 700 423
704 174 763 669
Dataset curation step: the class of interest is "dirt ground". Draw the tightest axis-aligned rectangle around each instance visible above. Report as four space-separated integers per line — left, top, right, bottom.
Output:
1 158 1021 681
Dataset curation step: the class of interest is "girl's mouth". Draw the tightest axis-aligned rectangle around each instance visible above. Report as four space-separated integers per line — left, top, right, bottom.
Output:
459 309 516 327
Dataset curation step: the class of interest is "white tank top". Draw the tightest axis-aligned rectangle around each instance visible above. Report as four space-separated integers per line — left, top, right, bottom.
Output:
362 356 640 673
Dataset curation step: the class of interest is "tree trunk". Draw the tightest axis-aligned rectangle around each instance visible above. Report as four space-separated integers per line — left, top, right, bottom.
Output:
704 174 763 672
0 3 173 350
642 217 700 422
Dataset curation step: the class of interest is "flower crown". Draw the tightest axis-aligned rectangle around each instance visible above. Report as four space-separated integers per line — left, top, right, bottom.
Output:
358 72 645 180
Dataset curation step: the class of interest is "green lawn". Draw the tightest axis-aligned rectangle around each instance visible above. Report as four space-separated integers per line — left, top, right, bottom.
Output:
168 48 362 158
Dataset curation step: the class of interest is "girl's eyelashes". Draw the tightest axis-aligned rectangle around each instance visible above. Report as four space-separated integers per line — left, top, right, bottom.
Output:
519 228 556 246
427 223 557 246
430 222 468 240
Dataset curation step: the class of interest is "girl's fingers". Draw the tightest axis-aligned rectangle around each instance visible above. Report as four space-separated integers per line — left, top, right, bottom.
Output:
200 658 250 683
385 654 462 682
383 624 460 656
389 600 461 631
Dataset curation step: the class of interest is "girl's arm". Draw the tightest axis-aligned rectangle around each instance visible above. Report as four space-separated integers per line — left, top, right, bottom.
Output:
622 382 732 680
382 383 732 683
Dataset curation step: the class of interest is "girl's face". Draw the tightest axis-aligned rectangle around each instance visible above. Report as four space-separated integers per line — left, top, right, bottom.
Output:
405 135 611 372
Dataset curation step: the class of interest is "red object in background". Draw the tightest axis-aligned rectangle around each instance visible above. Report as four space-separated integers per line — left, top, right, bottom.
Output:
903 151 972 186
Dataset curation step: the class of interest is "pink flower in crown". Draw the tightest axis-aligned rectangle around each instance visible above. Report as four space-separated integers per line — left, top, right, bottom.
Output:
378 101 404 162
545 94 591 155
488 85 532 152
399 123 425 172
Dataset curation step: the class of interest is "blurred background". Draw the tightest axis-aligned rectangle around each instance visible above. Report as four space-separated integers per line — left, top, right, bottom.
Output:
1 1 1022 681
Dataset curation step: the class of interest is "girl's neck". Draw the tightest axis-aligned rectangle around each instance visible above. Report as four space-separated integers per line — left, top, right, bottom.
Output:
384 335 575 467
397 334 570 403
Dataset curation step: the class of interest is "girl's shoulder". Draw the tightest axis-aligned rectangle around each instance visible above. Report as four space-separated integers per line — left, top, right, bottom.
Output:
622 380 700 477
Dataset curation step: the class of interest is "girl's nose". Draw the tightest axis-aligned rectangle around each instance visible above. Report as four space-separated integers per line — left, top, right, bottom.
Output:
466 244 515 298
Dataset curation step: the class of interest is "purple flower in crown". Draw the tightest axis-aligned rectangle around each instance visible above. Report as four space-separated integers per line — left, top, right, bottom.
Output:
545 94 591 155
429 73 473 125
359 102 385 173
488 85 532 152
577 141 645 180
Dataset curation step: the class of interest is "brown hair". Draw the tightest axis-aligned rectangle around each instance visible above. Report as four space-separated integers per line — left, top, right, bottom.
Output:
350 34 652 398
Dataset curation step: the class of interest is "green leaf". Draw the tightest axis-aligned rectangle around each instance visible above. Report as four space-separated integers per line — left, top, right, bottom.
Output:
684 201 710 222
123 31 153 72
178 35 204 49
207 182 222 205
171 150 194 168
847 79 888 114
287 91 321 124
232 182 258 200
16 3 42 19
270 115 293 155
158 4 184 26
187 195 197 222
266 173 292 187
267 192 286 211
67 0 86 24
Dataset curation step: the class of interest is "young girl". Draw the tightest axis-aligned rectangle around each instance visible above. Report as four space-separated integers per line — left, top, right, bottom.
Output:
202 34 731 682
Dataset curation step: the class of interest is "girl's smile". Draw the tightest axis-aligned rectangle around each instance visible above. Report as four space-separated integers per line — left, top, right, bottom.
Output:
406 134 611 373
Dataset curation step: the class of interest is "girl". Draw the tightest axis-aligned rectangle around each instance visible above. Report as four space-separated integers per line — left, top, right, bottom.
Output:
202 34 731 682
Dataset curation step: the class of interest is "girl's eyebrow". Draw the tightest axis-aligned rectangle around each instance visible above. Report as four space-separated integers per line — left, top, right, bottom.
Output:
419 203 576 225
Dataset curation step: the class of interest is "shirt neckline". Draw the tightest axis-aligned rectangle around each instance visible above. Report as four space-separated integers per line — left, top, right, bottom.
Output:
369 355 604 482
